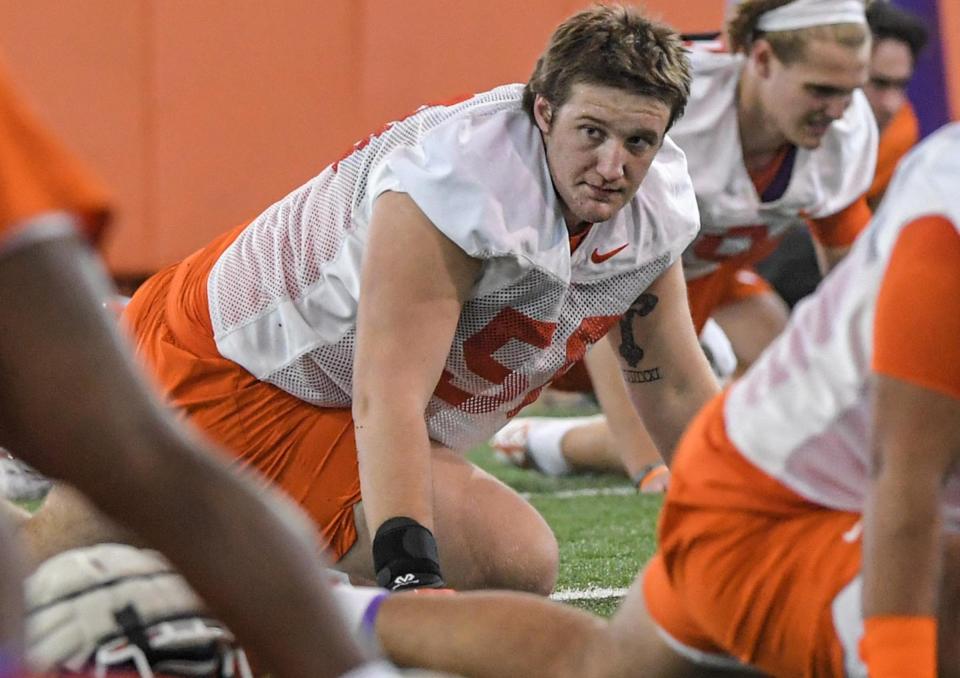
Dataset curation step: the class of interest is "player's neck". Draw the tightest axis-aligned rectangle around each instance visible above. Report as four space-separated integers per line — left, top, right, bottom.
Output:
567 220 592 238
736 71 790 172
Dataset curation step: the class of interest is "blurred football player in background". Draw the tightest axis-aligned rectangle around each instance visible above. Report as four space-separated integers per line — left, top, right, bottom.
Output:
758 0 929 308
862 0 928 209
0 53 398 678
494 0 877 489
24 5 718 596
335 119 960 678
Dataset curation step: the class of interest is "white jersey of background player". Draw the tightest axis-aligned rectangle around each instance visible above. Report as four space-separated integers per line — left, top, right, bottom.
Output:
676 41 877 281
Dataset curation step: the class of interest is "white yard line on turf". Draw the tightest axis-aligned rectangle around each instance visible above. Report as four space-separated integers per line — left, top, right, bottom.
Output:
520 486 636 500
551 587 630 602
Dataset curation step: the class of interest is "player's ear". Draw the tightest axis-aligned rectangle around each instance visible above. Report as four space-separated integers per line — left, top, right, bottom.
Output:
751 38 775 79
533 95 554 133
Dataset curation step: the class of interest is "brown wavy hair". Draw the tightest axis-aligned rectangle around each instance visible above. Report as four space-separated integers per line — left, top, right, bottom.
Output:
727 0 872 63
523 4 692 131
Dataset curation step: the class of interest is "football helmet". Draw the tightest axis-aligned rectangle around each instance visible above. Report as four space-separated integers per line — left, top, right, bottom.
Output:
25 543 251 678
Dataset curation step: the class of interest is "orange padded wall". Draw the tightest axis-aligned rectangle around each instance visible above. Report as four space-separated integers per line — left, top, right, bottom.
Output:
0 1 723 274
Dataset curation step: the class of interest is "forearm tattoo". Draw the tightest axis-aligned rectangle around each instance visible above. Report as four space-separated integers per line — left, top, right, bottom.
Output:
619 293 663 383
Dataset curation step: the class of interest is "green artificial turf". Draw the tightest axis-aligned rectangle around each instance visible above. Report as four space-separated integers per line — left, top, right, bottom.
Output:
468 438 663 617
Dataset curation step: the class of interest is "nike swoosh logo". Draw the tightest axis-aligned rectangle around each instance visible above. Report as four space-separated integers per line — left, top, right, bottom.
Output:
591 243 629 264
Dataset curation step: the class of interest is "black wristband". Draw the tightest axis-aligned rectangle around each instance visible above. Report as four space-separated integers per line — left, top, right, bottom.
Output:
372 517 445 591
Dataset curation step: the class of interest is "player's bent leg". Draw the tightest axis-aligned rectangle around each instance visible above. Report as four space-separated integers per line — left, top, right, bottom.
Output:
430 445 558 593
333 572 759 678
628 560 765 678
710 290 789 376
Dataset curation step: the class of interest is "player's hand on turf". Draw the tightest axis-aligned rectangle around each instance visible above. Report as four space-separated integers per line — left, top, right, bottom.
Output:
632 462 670 494
372 517 446 591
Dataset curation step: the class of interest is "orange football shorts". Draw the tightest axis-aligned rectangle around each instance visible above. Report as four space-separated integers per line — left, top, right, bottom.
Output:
644 392 864 676
123 224 362 560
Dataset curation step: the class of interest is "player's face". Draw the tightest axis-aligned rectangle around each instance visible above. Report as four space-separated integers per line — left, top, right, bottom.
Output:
535 83 671 232
762 38 870 149
863 38 914 131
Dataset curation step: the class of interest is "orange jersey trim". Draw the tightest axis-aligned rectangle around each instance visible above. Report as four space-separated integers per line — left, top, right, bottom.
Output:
568 224 593 254
873 215 960 401
868 103 920 204
807 195 872 249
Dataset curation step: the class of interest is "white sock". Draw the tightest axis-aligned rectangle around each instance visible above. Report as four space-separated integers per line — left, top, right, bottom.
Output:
526 415 603 475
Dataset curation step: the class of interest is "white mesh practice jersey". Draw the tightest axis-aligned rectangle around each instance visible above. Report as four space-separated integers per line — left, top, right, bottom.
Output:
724 124 960 528
206 84 700 450
673 47 878 280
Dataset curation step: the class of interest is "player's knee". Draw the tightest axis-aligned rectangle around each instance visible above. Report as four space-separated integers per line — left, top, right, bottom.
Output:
492 523 559 595
525 530 560 595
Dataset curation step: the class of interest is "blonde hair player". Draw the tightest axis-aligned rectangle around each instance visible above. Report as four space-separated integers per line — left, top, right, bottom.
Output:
494 0 878 490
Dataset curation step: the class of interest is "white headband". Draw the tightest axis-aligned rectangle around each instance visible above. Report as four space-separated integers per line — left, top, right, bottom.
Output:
756 0 866 32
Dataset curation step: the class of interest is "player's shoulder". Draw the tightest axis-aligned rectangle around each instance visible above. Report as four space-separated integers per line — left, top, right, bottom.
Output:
415 84 527 144
686 44 743 101
667 45 741 155
894 122 960 186
389 83 534 179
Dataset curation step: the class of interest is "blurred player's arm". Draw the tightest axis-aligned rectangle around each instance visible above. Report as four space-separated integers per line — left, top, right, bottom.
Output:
352 191 480 589
0 219 372 678
862 376 959 677
808 194 871 271
861 215 960 678
604 260 719 465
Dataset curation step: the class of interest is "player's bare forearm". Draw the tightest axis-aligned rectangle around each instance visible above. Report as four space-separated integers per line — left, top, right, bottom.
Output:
0 231 370 677
862 376 960 619
609 262 719 464
353 401 437 534
863 464 942 618
583 340 663 477
353 191 479 536
352 192 480 591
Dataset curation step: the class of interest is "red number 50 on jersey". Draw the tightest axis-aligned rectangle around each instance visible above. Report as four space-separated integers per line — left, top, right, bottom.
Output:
434 307 618 417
